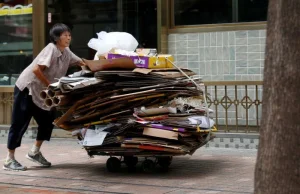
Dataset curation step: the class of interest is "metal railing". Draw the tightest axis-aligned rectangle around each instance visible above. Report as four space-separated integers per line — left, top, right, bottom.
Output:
205 81 263 133
0 81 263 132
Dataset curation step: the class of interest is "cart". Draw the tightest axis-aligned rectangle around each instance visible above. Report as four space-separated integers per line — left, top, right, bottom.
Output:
82 129 214 173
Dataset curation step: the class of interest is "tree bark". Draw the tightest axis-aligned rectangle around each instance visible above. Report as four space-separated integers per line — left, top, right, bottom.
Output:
254 1 300 194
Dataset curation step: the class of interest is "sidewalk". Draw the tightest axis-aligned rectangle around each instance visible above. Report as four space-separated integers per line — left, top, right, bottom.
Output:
0 137 256 194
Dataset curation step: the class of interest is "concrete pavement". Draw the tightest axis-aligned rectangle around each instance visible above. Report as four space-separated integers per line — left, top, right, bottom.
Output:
0 137 257 194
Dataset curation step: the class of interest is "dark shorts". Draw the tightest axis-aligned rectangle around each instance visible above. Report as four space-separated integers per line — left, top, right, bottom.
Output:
7 86 55 150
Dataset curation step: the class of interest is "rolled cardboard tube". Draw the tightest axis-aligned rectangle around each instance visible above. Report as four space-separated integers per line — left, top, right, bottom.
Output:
53 95 68 106
52 96 60 105
47 90 55 98
40 90 48 99
45 98 53 107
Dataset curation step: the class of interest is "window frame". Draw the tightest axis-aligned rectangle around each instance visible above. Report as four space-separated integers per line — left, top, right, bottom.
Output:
169 0 267 33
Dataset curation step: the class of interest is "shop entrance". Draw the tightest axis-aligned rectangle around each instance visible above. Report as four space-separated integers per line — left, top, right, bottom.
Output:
46 0 157 60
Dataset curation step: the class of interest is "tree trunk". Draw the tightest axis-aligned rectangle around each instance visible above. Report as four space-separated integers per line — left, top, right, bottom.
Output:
254 1 300 194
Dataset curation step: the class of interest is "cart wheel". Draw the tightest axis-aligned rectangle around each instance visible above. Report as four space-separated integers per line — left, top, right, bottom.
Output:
124 156 138 168
158 156 173 168
106 157 121 172
141 159 155 173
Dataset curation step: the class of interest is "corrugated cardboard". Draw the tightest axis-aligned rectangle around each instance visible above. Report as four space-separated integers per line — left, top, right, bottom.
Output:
107 53 174 69
143 127 178 140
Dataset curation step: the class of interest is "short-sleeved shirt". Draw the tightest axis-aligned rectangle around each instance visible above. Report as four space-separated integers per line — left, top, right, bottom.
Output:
16 43 81 111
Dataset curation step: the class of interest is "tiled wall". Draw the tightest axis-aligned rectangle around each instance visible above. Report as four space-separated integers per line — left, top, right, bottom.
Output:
168 30 266 126
168 29 266 81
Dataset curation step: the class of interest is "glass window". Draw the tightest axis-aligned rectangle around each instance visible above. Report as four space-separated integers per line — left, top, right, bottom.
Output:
173 0 268 26
0 0 33 85
238 0 268 22
174 0 233 26
46 0 157 61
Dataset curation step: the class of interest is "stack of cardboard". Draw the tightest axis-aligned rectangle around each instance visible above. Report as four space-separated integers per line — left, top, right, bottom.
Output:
43 57 216 158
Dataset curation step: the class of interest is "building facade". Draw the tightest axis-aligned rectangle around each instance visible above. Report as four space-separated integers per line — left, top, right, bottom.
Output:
0 0 267 131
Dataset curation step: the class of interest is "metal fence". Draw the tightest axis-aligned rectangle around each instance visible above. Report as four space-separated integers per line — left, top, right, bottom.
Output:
205 81 263 133
0 81 263 132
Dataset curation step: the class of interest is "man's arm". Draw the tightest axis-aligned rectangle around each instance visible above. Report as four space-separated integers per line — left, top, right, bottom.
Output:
33 65 50 86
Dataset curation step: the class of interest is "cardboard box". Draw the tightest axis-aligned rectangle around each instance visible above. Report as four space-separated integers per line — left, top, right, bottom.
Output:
107 53 174 69
143 127 178 140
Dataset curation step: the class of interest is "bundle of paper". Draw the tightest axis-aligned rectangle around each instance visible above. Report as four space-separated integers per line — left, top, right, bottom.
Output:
44 66 215 159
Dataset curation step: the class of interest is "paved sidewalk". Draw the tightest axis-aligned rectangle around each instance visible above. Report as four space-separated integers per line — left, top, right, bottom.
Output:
0 137 256 194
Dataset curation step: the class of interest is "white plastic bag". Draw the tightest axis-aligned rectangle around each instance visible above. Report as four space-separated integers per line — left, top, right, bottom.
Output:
88 31 139 55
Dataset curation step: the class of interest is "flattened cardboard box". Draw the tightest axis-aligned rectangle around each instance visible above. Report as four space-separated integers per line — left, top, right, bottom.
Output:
107 53 174 69
143 127 178 140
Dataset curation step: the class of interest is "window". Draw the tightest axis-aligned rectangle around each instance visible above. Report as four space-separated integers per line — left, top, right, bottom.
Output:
47 0 157 60
173 0 268 26
0 0 33 85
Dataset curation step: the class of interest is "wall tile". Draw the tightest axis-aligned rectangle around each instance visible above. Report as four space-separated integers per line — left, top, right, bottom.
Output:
236 53 247 60
259 30 266 38
223 32 229 46
210 32 217 46
168 41 176 49
188 62 199 69
176 49 187 54
229 47 235 60
248 53 261 60
199 62 206 75
188 40 199 48
236 67 247 74
224 75 236 80
223 47 230 60
169 29 266 86
176 41 187 48
248 45 260 52
229 61 236 74
229 31 235 45
199 33 205 46
205 61 212 75
202 75 212 81
199 48 205 61
248 30 259 37
213 75 224 81
235 31 247 38
188 54 199 61
217 61 224 75
210 47 217 60
205 33 210 46
205 48 211 61
188 33 198 40
217 47 223 60
176 34 187 40
248 60 260 67
236 38 247 45
211 61 218 75
236 46 247 53
177 55 187 61
187 47 199 54
217 32 223 46
248 38 260 45
223 61 230 74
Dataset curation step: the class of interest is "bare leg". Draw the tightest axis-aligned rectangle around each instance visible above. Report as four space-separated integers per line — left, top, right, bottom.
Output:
7 149 15 160
35 140 43 148
31 140 44 154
